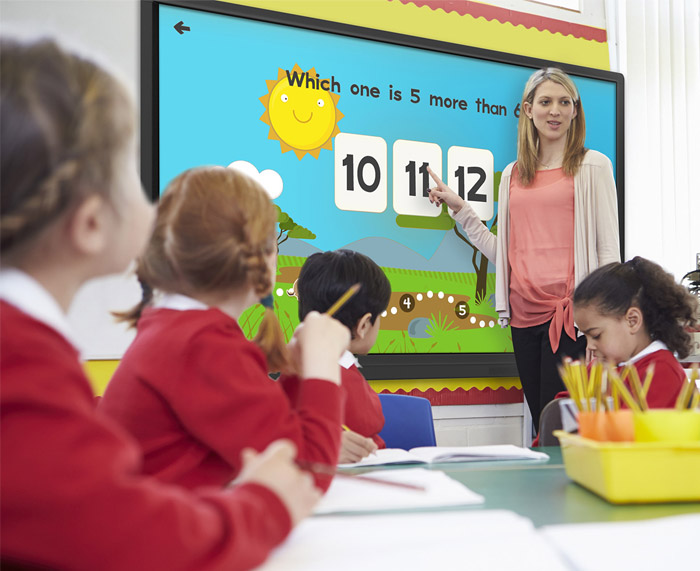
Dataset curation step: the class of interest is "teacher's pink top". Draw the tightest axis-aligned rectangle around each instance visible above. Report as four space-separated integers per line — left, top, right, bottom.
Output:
508 167 576 352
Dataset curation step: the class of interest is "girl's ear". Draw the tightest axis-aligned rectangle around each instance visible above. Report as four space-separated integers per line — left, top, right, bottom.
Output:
354 312 373 340
522 101 533 119
625 306 644 334
67 194 109 256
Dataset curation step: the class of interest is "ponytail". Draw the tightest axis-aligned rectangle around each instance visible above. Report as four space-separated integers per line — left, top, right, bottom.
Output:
627 257 698 359
253 295 295 374
113 278 154 329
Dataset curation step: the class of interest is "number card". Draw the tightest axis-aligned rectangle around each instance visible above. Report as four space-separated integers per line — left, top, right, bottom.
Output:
392 139 442 218
334 132 387 213
447 146 494 221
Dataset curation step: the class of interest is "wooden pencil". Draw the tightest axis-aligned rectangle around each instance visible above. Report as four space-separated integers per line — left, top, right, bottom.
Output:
326 283 361 317
297 461 426 491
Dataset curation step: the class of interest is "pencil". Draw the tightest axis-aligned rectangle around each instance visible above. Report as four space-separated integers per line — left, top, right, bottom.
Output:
559 363 582 411
611 382 620 411
690 365 700 410
608 366 641 412
628 365 648 411
296 461 426 491
641 362 655 398
675 377 694 410
573 361 588 411
326 283 361 317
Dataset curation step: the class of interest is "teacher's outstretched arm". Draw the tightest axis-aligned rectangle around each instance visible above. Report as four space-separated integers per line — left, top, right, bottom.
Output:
427 165 497 263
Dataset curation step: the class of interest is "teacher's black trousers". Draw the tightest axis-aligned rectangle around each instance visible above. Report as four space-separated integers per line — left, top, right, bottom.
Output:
511 320 587 434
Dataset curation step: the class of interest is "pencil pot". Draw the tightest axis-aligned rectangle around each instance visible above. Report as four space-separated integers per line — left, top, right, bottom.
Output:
577 411 607 441
633 410 700 443
578 410 634 442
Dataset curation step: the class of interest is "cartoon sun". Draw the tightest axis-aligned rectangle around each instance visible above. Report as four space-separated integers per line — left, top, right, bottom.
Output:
260 64 343 159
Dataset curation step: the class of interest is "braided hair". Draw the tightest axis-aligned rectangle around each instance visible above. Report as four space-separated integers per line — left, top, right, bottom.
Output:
115 167 293 373
1 38 133 255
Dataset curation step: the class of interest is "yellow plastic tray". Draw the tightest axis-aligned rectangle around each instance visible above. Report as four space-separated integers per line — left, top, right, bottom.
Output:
554 431 700 504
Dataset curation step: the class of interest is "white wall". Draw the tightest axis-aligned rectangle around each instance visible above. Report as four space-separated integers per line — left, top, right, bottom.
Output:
1 0 143 358
0 0 139 90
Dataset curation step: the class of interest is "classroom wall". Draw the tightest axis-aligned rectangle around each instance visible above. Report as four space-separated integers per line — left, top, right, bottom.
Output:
1 0 142 360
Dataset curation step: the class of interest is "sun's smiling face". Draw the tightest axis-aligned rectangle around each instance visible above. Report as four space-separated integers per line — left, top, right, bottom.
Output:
260 65 343 159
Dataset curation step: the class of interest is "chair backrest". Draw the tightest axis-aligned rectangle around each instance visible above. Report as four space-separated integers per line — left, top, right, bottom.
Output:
377 393 436 450
538 398 564 446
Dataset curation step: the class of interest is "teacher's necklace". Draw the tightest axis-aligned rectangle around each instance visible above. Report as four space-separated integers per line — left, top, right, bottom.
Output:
537 155 563 170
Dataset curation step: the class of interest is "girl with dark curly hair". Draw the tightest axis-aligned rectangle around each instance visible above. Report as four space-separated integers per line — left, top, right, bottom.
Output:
573 256 699 407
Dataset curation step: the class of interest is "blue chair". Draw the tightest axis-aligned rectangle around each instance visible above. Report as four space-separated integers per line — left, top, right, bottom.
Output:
377 393 437 450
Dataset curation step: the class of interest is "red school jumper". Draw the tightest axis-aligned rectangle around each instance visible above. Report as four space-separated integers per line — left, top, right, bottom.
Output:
0 301 291 571
281 351 386 448
547 343 687 411
621 344 687 408
99 305 343 491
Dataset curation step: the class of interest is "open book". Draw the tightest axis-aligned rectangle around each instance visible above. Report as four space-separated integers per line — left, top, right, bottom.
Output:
339 445 549 468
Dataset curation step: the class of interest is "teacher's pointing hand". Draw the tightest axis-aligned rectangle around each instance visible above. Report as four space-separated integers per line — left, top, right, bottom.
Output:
426 166 465 214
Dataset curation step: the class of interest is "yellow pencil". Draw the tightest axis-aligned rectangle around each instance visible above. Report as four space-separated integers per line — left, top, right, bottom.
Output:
326 283 362 317
559 364 582 411
676 377 694 410
690 387 700 410
572 360 588 411
641 362 655 398
608 367 641 412
599 366 609 411
592 362 603 411
611 382 620 411
690 365 700 410
628 365 648 411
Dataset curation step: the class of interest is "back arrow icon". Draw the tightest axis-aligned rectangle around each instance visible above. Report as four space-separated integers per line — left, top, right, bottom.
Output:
174 21 191 35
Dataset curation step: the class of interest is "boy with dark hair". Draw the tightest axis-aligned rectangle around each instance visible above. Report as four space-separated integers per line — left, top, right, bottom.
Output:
283 249 392 463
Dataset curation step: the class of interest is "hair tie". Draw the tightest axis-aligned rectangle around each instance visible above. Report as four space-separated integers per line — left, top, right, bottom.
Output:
626 257 640 271
139 279 153 301
260 294 274 309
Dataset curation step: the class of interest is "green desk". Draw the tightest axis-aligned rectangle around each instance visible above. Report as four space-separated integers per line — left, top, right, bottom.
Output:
351 447 700 526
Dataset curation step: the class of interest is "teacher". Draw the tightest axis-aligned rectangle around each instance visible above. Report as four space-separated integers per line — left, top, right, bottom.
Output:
427 67 620 432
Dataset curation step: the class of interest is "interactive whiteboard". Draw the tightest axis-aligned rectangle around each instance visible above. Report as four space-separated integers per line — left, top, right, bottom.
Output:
141 0 624 378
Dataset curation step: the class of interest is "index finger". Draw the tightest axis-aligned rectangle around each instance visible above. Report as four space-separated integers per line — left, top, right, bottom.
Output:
426 165 443 185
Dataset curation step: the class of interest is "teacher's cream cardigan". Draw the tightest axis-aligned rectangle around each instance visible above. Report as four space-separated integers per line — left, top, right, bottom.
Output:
451 149 621 328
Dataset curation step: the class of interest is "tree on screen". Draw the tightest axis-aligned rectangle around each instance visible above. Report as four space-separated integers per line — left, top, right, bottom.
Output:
396 171 501 305
276 205 316 248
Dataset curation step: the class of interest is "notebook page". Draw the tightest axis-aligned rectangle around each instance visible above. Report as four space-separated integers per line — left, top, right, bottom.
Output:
408 445 550 463
314 467 484 514
258 510 568 571
540 514 700 571
337 447 424 468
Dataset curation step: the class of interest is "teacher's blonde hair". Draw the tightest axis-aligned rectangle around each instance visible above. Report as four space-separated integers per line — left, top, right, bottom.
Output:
516 67 587 186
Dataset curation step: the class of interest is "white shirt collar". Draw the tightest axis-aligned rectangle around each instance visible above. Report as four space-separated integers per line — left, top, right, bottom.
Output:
338 350 361 369
152 292 209 311
622 340 669 366
0 268 82 352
